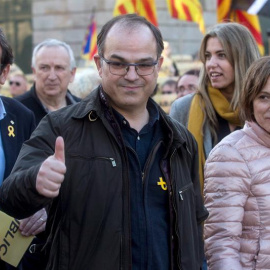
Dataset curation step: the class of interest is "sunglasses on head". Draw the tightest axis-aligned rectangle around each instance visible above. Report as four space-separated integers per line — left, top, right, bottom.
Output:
9 81 21 86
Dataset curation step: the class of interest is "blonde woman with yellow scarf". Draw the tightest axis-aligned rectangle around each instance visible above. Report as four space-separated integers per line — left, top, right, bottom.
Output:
170 22 260 193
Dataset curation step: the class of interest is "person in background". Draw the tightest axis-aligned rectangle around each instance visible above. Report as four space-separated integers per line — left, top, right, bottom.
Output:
155 79 177 113
204 56 270 269
0 14 208 270
160 78 177 95
170 22 260 270
176 69 200 99
16 38 80 124
0 27 46 270
8 73 28 97
68 68 101 99
159 40 179 77
170 22 260 193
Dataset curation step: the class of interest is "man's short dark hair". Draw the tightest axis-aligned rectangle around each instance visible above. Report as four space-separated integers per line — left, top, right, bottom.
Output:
162 79 177 88
183 69 200 77
0 28 14 70
97 13 164 58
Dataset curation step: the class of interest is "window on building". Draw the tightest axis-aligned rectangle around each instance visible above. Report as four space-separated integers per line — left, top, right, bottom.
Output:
0 0 32 74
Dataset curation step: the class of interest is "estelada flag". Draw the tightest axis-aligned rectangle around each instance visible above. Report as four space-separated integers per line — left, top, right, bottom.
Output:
81 14 98 60
113 0 158 26
166 0 205 34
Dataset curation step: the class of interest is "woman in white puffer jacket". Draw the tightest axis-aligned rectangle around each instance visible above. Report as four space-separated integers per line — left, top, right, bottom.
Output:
204 56 270 270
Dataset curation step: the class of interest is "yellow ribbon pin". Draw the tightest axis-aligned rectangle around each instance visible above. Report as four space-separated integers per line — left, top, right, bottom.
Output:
157 177 167 191
8 125 15 137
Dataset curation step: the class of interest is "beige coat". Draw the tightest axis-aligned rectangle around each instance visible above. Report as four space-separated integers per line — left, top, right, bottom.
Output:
204 121 270 270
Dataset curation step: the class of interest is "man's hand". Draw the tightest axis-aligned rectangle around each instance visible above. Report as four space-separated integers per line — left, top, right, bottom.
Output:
36 136 66 198
19 208 47 236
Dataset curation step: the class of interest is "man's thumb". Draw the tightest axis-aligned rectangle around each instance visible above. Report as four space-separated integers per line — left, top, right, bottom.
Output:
54 136 65 163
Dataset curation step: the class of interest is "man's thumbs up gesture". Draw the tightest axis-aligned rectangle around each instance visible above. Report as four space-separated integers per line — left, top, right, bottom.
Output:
36 136 66 198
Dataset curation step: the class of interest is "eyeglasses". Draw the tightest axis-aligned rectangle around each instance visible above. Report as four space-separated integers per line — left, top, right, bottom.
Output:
100 56 158 76
9 81 21 86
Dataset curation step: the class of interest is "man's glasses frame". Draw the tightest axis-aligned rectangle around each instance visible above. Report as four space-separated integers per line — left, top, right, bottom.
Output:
100 55 158 76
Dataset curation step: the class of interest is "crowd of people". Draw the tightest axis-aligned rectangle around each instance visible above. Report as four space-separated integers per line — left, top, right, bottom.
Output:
0 12 269 270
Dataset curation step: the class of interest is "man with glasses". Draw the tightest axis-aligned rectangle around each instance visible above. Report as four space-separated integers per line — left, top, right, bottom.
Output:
176 69 200 99
0 14 208 270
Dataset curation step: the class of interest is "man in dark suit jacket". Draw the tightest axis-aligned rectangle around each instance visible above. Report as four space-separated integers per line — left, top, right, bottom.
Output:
0 28 47 270
0 97 37 270
16 38 80 124
0 96 35 179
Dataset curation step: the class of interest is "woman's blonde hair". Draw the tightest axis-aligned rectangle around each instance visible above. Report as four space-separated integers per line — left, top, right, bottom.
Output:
198 22 260 141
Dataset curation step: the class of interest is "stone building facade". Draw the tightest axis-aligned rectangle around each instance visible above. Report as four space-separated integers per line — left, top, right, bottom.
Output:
32 0 217 67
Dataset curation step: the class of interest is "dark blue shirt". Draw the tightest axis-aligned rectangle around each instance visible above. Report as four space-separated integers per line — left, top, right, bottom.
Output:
113 100 170 270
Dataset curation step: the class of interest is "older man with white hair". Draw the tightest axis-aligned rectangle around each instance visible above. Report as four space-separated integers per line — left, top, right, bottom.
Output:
16 39 80 124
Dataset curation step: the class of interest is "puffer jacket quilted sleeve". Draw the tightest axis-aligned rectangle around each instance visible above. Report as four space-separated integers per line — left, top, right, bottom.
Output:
204 122 270 270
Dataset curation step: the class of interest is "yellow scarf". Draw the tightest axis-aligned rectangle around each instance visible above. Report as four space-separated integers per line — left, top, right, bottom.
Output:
188 86 241 192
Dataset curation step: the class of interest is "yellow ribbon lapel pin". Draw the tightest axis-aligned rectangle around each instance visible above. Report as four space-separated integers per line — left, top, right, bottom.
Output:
8 120 15 137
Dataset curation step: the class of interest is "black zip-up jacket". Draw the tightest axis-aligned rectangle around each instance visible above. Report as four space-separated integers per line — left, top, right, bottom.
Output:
0 87 208 270
16 84 81 124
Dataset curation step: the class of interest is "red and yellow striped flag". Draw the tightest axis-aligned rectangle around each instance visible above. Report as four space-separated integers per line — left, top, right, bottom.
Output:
166 0 205 34
217 0 232 22
231 10 264 55
217 0 264 55
113 0 158 26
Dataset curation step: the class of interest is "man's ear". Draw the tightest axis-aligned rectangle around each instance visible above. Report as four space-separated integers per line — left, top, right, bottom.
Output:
157 56 164 72
69 67 77 83
0 64 10 85
32 66 37 82
94 54 102 78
